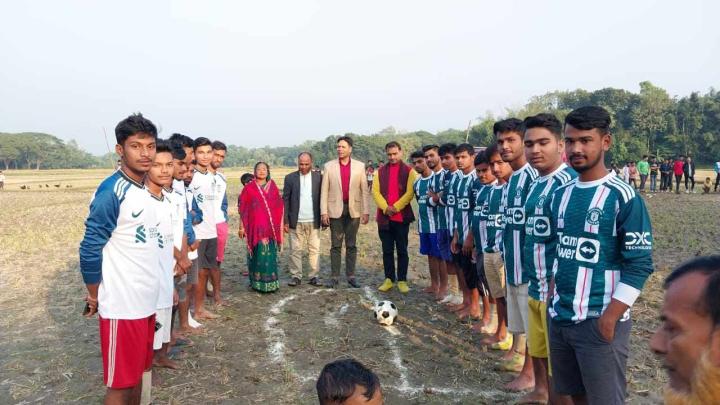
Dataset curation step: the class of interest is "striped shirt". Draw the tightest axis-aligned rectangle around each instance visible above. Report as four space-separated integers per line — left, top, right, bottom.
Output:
431 169 449 230
453 170 477 243
472 180 496 252
413 173 437 234
483 184 505 253
549 172 654 325
502 163 539 286
523 164 576 301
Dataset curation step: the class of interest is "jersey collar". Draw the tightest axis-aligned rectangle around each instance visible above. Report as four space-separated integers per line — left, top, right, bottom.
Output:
575 171 615 188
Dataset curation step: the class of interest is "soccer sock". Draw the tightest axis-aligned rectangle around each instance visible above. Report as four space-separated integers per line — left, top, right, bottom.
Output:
140 371 152 405
448 274 459 296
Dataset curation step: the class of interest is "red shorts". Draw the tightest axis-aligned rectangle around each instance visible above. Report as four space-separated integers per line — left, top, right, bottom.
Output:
216 222 229 263
99 315 155 389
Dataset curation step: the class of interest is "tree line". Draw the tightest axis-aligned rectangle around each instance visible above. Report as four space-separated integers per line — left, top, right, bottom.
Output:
2 82 718 170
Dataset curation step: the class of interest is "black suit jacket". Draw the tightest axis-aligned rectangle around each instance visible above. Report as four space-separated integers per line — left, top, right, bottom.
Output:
283 170 322 229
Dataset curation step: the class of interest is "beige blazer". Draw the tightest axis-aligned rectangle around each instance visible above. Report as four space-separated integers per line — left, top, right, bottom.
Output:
321 158 370 219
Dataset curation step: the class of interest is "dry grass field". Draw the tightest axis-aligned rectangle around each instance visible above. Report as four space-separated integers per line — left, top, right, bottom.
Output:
1 167 718 404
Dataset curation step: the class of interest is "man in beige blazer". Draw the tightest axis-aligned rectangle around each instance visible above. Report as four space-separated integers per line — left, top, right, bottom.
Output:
321 136 370 288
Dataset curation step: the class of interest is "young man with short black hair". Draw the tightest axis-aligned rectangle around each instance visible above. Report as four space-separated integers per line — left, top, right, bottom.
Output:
144 141 180 399
190 137 219 319
450 143 481 320
481 144 513 351
549 106 654 404
316 358 383 405
520 113 577 404
431 143 463 307
210 140 229 306
497 118 539 391
471 148 497 334
79 113 160 404
411 150 442 298
423 144 449 300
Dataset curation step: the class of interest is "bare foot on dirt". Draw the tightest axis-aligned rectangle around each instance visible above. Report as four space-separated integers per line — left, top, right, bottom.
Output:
422 286 436 294
154 357 180 369
194 310 219 320
504 373 535 392
517 389 548 404
180 325 204 335
480 335 500 345
214 296 229 307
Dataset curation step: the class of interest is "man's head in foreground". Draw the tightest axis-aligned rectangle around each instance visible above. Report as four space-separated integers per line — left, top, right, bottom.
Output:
316 358 383 405
650 255 720 404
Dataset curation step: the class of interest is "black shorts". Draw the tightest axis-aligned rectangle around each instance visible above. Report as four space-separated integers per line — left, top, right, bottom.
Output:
452 246 478 290
198 238 219 270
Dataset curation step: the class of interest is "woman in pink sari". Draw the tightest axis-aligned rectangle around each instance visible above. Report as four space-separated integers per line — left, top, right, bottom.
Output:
238 162 284 292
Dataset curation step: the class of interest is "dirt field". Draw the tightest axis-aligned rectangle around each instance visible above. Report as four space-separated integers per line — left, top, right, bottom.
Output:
1 168 718 404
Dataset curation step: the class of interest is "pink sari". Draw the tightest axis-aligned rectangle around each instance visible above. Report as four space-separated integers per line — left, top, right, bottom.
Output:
238 179 284 256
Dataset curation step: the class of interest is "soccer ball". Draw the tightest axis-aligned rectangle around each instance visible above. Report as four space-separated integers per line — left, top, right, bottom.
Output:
373 301 398 326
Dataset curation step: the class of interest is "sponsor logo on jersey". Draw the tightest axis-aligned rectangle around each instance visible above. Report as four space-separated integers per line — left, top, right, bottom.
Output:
526 216 551 237
575 237 600 263
505 207 525 225
457 197 470 210
447 195 456 206
135 225 147 244
625 232 652 250
585 208 603 225
489 214 504 228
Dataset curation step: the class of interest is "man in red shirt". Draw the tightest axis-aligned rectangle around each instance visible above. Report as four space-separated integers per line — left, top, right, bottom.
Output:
372 142 417 293
320 136 371 288
673 156 685 194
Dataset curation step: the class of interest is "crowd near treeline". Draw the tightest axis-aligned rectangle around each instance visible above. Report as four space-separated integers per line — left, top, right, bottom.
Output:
2 82 719 170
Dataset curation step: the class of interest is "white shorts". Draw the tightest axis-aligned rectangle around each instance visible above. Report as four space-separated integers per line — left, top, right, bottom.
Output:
506 283 529 334
153 307 172 350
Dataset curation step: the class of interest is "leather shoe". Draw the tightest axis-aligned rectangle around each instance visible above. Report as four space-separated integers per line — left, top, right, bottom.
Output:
347 278 361 288
288 277 301 287
309 277 322 287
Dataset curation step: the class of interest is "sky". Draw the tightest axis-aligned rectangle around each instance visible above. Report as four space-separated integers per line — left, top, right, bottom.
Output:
1 0 718 154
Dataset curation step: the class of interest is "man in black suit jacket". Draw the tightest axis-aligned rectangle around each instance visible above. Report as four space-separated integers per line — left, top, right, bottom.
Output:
283 152 323 286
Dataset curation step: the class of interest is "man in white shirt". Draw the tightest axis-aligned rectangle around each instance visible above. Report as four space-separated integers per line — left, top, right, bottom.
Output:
209 140 229 306
283 152 323 287
0 170 5 190
189 137 218 320
79 113 160 404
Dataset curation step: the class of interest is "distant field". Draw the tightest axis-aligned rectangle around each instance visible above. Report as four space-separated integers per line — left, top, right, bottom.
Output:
1 168 719 404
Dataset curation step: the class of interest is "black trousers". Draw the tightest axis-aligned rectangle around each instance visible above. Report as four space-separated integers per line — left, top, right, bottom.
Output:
675 175 683 192
378 221 410 282
715 173 720 191
685 174 695 191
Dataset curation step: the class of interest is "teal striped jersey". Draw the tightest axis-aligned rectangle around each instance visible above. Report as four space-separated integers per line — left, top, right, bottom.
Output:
502 163 539 286
549 172 654 325
431 169 449 230
523 164 577 301
443 170 462 234
472 180 496 252
452 171 477 242
483 183 505 253
413 173 437 234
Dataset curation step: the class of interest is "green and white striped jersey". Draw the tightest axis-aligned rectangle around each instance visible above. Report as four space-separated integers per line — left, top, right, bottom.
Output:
442 170 462 234
414 173 437 234
483 183 505 254
431 169 449 230
523 164 577 301
472 180 496 252
502 163 539 286
452 171 477 243
549 172 654 325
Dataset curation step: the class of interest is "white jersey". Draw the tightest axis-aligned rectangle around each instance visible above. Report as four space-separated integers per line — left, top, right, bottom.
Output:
214 171 228 224
151 190 175 309
79 170 160 319
169 181 187 253
190 168 217 239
